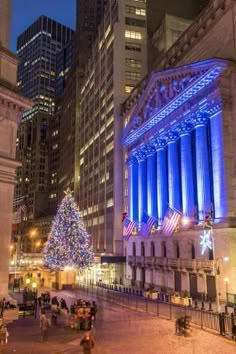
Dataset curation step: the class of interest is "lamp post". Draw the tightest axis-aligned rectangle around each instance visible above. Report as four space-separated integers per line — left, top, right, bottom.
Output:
214 256 229 313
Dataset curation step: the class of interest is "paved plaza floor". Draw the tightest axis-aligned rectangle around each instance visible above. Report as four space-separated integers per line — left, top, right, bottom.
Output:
1 291 236 354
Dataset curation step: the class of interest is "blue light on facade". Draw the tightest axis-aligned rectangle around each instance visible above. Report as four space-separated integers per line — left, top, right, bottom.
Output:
123 59 229 226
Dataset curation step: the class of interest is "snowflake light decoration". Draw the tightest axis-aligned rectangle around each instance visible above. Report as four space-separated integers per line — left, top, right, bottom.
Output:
200 230 213 255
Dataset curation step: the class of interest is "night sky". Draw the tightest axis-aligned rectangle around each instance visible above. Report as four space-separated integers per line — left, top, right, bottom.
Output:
11 0 76 51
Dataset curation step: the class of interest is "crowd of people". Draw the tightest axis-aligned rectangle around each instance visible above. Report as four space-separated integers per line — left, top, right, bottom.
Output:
38 292 97 352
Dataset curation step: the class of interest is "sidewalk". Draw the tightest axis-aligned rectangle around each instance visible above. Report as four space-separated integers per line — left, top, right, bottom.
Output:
2 290 236 354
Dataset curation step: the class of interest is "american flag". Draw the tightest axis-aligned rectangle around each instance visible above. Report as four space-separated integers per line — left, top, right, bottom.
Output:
20 204 27 214
140 212 157 239
123 217 136 241
161 207 182 236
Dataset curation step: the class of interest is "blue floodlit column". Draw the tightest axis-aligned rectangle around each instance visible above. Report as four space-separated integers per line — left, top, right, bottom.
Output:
210 111 227 219
127 155 138 221
136 150 147 223
146 144 157 217
194 113 212 220
167 130 181 211
179 122 195 217
155 138 168 225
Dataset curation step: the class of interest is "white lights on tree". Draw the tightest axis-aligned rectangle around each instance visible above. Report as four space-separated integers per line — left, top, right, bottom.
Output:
200 230 213 255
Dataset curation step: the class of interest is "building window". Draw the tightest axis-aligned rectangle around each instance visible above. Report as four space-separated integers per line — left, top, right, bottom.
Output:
141 242 145 257
125 17 146 27
176 242 180 259
208 247 214 261
125 30 142 40
132 242 136 256
191 243 195 260
125 42 141 52
125 5 146 16
162 242 167 258
125 85 134 93
126 58 142 68
151 242 155 257
126 71 142 81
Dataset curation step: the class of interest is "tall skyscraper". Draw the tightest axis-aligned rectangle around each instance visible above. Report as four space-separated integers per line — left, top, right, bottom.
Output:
58 0 107 201
48 40 74 210
15 17 73 250
76 0 107 68
75 0 147 283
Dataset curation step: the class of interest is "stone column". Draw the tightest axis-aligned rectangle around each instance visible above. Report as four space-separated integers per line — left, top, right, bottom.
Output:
155 138 168 225
127 155 138 221
136 150 147 223
179 122 195 217
167 130 181 211
210 111 227 220
194 113 212 220
146 144 157 217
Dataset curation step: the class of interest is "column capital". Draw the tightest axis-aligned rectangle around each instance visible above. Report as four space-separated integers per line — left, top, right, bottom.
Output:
126 155 137 166
179 121 194 136
166 130 179 144
193 111 209 127
135 149 146 162
154 137 167 150
145 144 156 157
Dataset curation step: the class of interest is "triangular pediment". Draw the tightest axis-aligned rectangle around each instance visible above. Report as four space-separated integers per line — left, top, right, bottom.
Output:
121 58 229 147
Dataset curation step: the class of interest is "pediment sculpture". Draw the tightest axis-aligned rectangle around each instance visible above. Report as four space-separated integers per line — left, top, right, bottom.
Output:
122 58 229 147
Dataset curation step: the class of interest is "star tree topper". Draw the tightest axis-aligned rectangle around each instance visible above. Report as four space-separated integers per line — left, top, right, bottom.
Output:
200 230 213 255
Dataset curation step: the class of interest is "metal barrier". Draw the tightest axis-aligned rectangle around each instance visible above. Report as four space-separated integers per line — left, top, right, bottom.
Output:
77 284 236 340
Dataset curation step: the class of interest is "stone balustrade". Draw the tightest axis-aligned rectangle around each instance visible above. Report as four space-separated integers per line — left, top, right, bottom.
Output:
128 256 214 273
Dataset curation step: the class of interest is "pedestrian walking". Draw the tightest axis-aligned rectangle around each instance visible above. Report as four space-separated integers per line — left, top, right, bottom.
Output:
40 310 50 342
80 332 95 354
91 301 97 326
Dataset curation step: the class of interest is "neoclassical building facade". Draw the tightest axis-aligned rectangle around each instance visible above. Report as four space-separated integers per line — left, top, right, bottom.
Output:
122 58 236 301
0 0 31 296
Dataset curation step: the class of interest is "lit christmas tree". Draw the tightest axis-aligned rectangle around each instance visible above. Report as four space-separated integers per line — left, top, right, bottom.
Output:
43 189 94 270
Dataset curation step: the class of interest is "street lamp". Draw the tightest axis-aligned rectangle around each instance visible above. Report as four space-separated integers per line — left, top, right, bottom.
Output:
224 277 229 304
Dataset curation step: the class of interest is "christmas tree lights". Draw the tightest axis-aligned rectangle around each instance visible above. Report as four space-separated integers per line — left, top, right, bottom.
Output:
43 189 94 270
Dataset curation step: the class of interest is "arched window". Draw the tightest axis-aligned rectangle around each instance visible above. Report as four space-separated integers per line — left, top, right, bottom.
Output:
132 242 136 256
141 242 145 256
151 242 155 257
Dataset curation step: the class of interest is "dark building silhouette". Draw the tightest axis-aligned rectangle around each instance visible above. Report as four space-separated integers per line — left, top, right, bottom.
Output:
15 16 73 251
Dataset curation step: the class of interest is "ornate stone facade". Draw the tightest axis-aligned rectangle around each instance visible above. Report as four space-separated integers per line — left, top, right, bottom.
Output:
0 44 31 296
122 58 236 303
